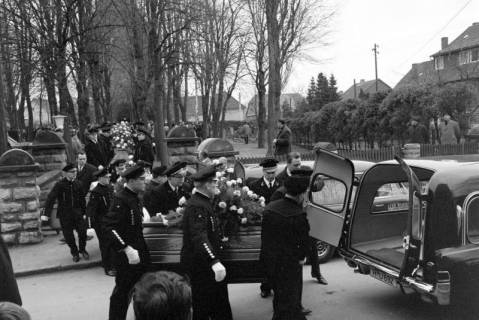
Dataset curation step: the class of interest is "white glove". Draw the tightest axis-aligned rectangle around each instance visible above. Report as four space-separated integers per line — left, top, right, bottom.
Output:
41 215 49 222
124 245 140 265
156 213 169 226
211 262 226 282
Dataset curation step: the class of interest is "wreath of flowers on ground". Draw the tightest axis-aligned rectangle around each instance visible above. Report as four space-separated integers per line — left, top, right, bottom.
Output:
111 121 135 152
215 169 265 240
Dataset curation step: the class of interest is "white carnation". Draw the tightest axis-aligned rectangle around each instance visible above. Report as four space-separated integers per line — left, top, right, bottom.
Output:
237 208 244 214
226 167 234 173
247 190 254 197
178 196 187 206
218 201 227 209
229 205 238 211
226 181 233 187
260 201 265 207
233 190 241 197
216 171 223 178
259 196 265 202
240 217 247 224
242 186 249 192
236 178 243 184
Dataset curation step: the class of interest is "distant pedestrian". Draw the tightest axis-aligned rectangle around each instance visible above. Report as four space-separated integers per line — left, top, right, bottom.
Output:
239 122 251 144
407 117 428 144
85 125 108 168
42 163 89 263
273 119 292 156
103 165 150 320
429 117 440 145
134 128 154 166
439 114 461 145
133 271 192 320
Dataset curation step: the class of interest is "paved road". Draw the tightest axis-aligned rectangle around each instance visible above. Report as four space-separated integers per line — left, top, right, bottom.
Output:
17 258 479 320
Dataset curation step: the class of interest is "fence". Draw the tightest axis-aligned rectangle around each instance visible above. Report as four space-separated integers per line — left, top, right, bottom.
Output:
237 142 479 164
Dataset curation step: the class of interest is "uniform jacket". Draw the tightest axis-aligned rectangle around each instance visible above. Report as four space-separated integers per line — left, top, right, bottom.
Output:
86 183 113 223
269 186 286 202
102 187 149 264
0 236 22 305
85 137 107 167
44 178 86 219
181 192 223 270
99 134 115 165
275 168 290 186
249 177 281 204
260 197 310 277
144 181 187 216
134 139 154 164
274 125 292 155
76 163 97 195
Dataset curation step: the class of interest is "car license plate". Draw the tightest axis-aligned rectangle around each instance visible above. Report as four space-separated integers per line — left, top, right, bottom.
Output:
387 202 408 211
370 268 397 287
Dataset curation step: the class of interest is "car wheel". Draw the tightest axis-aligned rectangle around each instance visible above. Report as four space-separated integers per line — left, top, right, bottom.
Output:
317 240 335 263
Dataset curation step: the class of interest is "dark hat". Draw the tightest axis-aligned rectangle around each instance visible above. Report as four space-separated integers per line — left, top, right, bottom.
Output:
137 127 150 135
284 165 313 196
260 158 279 172
278 119 286 125
121 165 145 180
136 160 152 168
191 165 217 182
87 125 99 133
94 167 110 178
111 159 127 167
152 165 167 178
62 163 76 172
101 122 113 131
164 161 187 177
134 121 145 127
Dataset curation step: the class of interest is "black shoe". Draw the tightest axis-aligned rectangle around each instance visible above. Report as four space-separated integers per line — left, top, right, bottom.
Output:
316 275 328 285
260 290 271 298
72 255 80 263
301 307 312 316
80 250 90 260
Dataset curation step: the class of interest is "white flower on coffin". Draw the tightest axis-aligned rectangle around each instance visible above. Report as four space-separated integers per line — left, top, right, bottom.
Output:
86 228 95 237
226 168 234 173
237 208 244 214
230 180 237 185
116 144 121 148
192 187 197 194
128 160 134 166
236 178 243 184
226 180 233 187
218 201 227 209
214 188 221 195
216 171 223 178
229 205 238 211
233 190 241 197
240 217 247 224
242 186 249 192
176 207 184 215
251 193 258 200
259 196 265 203
260 201 265 207
247 190 254 197
178 196 187 206
212 159 220 165
128 154 134 160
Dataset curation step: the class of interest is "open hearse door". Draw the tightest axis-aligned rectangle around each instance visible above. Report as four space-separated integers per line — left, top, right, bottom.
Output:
306 147 355 247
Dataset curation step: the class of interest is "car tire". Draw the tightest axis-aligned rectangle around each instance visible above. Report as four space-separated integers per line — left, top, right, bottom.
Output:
316 240 335 264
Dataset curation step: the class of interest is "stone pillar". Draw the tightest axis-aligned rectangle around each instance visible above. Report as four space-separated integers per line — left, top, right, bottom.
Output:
30 130 67 172
0 149 42 245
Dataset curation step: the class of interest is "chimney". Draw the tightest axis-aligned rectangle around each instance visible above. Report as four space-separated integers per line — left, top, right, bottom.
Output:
360 79 365 84
441 37 448 50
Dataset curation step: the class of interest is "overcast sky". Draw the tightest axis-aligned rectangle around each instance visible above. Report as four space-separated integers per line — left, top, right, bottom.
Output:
282 0 479 96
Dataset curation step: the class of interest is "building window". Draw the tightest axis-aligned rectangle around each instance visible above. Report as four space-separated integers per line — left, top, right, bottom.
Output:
459 50 472 65
472 48 479 62
434 56 444 70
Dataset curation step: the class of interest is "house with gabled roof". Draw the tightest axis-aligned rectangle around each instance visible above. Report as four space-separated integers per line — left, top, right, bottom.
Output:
342 79 391 100
396 22 479 89
245 93 304 121
183 94 246 122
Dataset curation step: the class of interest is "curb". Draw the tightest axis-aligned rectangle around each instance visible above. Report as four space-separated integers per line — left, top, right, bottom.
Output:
15 260 102 278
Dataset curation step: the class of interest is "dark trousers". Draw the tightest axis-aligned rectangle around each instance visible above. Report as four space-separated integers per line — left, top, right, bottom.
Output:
271 261 306 320
309 237 320 277
108 262 146 320
60 210 87 256
243 136 249 144
92 218 114 272
189 267 232 320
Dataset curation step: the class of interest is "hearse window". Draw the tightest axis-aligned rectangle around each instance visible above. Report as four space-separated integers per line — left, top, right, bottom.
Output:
466 197 479 244
310 174 347 213
371 182 409 214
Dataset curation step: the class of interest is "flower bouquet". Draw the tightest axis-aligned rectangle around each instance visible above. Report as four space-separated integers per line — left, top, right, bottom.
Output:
111 121 135 152
149 196 187 228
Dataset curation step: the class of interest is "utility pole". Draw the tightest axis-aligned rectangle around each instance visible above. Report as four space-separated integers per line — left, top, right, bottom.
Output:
372 43 379 92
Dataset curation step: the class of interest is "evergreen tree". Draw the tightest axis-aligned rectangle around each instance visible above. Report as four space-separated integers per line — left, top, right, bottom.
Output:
314 73 329 109
328 74 340 102
306 77 316 106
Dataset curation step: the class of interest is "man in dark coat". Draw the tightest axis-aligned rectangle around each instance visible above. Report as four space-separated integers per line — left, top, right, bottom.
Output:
181 165 233 320
42 163 89 262
261 168 312 320
142 165 167 214
134 128 154 165
273 119 292 156
249 158 281 205
276 152 301 185
86 168 115 276
0 236 22 305
99 122 116 165
76 152 97 195
144 162 188 227
85 126 107 168
103 165 150 320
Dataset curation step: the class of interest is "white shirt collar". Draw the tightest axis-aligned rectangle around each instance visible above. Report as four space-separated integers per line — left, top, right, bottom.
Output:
168 181 176 192
263 177 275 187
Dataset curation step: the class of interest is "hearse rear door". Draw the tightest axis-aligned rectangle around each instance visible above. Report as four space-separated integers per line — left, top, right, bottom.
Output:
395 156 423 279
306 148 354 247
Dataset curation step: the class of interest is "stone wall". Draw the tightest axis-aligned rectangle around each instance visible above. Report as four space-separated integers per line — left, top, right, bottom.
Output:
0 149 42 245
22 130 67 172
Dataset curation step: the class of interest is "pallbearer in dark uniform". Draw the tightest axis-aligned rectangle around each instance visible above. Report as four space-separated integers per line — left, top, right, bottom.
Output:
181 165 233 320
103 165 150 320
86 168 115 276
110 159 127 194
42 164 89 262
144 162 188 227
99 122 115 166
249 157 280 297
261 168 313 320
249 158 281 204
133 128 154 166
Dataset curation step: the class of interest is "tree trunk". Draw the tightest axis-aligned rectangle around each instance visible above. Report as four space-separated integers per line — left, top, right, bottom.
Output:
257 71 266 148
0 61 8 154
266 1 281 156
